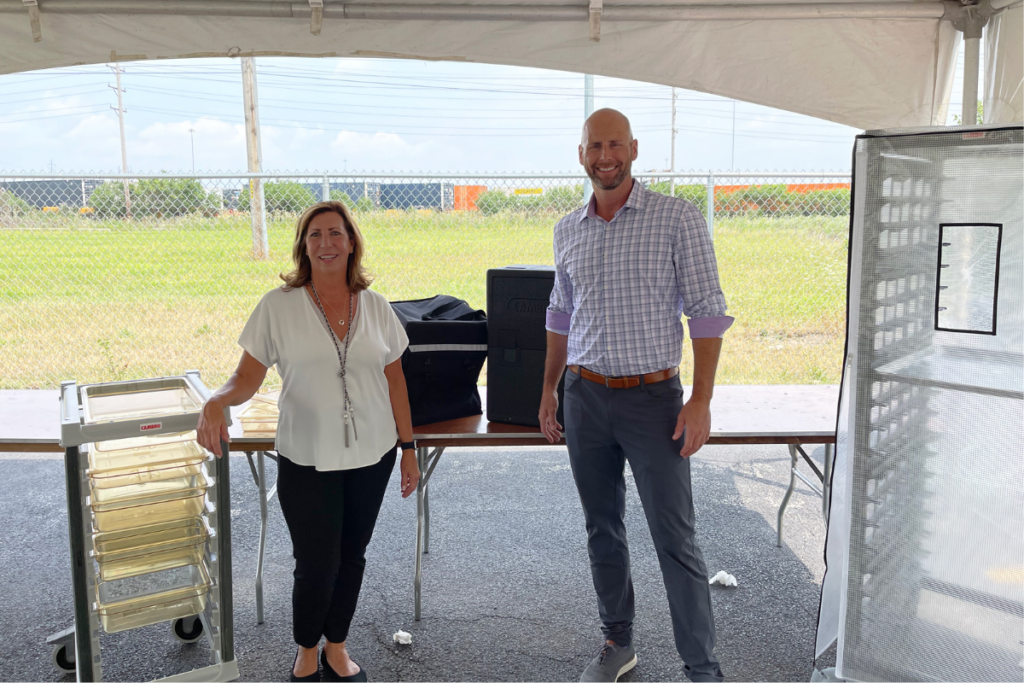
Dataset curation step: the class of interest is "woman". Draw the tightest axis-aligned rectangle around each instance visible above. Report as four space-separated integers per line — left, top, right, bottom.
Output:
197 200 420 682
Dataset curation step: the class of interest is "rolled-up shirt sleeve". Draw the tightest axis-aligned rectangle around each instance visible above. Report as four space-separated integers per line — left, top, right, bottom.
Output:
546 261 573 336
675 203 734 339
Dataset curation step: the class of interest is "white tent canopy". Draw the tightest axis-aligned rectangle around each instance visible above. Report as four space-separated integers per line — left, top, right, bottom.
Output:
0 0 1021 130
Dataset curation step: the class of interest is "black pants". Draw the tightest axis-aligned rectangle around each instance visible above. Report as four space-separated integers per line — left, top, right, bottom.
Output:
277 449 397 648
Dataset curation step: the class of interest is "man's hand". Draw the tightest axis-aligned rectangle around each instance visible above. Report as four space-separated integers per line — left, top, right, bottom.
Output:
673 397 711 458
539 332 568 443
539 391 562 443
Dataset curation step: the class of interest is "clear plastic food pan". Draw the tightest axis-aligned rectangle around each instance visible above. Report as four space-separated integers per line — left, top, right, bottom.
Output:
93 517 212 582
90 472 212 532
93 430 197 453
80 378 204 425
239 402 279 419
96 562 211 634
242 422 278 434
240 416 278 427
88 439 209 489
250 389 280 406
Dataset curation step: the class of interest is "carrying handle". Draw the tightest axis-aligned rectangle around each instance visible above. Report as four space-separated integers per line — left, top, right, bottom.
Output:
422 298 466 320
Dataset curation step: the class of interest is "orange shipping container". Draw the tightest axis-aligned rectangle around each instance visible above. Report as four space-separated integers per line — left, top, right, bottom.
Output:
454 185 487 211
786 182 850 193
710 182 850 196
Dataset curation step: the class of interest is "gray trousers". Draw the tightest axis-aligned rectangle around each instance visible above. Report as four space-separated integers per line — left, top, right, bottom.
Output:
563 366 724 682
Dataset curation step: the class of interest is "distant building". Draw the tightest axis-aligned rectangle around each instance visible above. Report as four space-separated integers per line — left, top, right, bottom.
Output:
379 182 454 211
299 181 456 210
221 188 242 211
0 179 103 208
300 181 383 207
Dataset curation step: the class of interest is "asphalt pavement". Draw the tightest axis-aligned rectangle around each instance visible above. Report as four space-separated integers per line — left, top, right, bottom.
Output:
0 443 832 682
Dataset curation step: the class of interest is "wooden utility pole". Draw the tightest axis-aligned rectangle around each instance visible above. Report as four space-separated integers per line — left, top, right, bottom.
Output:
670 87 677 194
108 64 131 218
241 57 269 259
583 74 594 205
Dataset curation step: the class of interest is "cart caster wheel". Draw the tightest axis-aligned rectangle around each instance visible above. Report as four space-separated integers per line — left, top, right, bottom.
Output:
172 617 204 643
51 644 76 674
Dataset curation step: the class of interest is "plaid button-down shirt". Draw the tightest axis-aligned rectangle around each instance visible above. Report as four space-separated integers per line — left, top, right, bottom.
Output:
546 181 733 377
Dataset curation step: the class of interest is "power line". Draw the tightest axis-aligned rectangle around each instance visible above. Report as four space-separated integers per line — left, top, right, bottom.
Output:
123 82 854 129
0 96 854 142
128 103 854 143
0 65 858 129
0 87 110 103
0 105 110 123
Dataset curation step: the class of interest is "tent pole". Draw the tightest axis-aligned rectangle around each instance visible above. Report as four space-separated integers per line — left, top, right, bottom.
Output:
962 36 980 125
946 1 991 126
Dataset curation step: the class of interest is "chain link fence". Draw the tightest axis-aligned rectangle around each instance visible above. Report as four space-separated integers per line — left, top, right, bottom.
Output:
0 171 849 390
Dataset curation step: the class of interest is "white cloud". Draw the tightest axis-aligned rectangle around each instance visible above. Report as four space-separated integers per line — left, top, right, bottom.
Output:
133 118 247 171
325 130 462 171
331 129 412 151
64 114 125 171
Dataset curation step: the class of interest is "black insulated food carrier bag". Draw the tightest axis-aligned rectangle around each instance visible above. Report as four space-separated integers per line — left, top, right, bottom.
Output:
390 295 488 426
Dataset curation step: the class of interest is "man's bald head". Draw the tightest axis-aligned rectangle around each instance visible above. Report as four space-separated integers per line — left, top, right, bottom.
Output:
581 108 633 146
579 108 637 192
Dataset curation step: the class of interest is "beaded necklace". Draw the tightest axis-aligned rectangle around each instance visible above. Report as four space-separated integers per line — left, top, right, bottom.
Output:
309 283 357 447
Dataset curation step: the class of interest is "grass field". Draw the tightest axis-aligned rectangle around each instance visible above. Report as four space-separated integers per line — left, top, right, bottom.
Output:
0 211 848 389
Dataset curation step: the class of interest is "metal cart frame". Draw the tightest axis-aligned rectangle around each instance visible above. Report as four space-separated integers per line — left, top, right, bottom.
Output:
57 370 238 682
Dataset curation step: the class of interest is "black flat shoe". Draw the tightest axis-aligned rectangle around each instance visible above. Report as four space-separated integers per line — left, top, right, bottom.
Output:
321 648 368 682
289 649 320 682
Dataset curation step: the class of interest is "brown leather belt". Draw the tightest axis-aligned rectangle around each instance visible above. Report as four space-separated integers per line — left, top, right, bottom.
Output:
568 365 678 389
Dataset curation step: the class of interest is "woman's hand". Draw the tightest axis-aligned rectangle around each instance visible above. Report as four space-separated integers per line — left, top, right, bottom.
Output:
384 358 418 498
399 449 420 498
197 398 231 458
197 352 268 457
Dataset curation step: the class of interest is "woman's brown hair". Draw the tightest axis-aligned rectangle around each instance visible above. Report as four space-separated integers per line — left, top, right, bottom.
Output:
280 201 373 292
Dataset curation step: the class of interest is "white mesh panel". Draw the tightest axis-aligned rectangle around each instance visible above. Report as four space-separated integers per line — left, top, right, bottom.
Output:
837 126 1023 682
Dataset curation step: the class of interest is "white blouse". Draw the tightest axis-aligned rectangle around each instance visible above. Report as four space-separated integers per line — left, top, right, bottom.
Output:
238 286 409 471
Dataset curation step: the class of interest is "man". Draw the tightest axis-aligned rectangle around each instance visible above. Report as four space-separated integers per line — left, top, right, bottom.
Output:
539 108 732 683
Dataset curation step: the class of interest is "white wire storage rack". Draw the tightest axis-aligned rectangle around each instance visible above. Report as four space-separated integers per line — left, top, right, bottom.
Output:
54 370 237 682
830 124 1022 681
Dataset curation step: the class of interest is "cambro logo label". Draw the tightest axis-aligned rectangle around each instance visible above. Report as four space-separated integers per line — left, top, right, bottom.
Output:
507 299 547 314
140 422 162 432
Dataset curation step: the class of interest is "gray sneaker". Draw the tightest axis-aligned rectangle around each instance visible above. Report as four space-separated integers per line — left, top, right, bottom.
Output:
580 642 637 682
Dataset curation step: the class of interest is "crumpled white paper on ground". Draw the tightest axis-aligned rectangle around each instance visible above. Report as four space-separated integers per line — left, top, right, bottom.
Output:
708 570 738 587
393 630 413 645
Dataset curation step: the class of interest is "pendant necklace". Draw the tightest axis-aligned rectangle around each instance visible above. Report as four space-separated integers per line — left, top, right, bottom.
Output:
320 296 347 327
310 282 358 447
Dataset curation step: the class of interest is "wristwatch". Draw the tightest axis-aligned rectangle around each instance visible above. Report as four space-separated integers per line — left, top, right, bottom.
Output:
400 441 415 451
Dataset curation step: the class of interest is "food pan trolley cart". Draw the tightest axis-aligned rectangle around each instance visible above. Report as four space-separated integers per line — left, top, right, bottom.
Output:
55 371 237 681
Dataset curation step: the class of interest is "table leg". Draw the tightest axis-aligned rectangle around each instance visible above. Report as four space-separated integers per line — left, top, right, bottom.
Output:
822 443 833 522
245 450 259 486
256 450 268 625
414 446 426 621
423 474 431 555
777 444 798 547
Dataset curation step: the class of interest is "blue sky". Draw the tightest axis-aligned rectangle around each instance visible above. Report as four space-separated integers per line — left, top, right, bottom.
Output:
0 46 973 174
